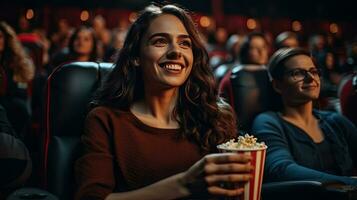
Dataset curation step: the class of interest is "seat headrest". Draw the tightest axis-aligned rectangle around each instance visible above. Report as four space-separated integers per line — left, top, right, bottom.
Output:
45 62 113 137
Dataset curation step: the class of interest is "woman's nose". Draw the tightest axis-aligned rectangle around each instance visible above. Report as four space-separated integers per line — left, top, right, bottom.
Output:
166 44 182 59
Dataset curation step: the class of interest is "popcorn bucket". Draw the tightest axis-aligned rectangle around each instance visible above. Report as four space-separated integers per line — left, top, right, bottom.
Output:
217 144 267 200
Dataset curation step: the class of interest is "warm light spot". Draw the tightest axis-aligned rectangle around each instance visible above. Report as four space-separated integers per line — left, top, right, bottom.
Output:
292 20 302 31
330 23 339 34
26 9 34 20
80 10 90 21
129 12 138 23
200 16 211 28
247 18 257 30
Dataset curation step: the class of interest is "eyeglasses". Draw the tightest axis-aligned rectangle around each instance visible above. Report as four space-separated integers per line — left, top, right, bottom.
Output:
284 68 321 81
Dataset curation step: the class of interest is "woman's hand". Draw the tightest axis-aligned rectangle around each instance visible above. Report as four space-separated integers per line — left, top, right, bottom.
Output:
181 153 253 198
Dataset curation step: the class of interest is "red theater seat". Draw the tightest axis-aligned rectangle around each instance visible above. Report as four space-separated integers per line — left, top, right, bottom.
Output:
339 73 357 126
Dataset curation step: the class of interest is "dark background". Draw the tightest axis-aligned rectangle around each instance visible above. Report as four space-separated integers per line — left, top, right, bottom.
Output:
1 0 355 20
0 0 356 40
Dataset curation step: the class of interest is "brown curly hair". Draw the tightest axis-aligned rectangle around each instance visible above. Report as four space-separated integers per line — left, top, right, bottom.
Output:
0 21 34 83
92 4 237 153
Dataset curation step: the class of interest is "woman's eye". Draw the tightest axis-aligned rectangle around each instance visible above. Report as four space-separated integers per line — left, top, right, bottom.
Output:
153 38 167 46
293 70 303 76
180 40 192 48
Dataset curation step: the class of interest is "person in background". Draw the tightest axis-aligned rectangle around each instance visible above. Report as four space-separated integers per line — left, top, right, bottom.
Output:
75 4 253 200
342 37 357 73
92 15 112 61
103 28 127 62
218 32 271 131
49 26 98 71
318 50 343 111
50 18 73 56
238 32 269 66
213 34 242 83
0 21 34 139
207 27 229 69
274 31 299 50
0 104 32 198
252 47 357 185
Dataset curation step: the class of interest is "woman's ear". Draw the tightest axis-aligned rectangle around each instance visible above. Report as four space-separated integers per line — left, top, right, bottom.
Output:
272 79 282 94
131 58 140 67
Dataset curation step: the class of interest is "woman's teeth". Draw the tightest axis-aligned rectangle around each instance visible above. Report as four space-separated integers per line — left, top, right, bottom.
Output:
163 64 182 71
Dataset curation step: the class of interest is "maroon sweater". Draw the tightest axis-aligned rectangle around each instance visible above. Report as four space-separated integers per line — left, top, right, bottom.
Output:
75 106 204 200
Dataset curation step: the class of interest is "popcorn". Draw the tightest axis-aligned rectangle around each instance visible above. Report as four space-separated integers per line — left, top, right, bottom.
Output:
218 134 266 150
217 134 267 200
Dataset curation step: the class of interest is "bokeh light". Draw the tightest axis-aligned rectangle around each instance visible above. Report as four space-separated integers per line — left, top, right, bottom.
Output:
26 9 34 20
247 18 257 30
80 10 89 21
330 23 339 34
200 16 211 28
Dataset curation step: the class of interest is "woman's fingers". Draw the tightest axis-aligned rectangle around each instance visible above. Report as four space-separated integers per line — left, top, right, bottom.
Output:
205 153 252 164
205 163 253 174
205 174 252 185
208 186 245 196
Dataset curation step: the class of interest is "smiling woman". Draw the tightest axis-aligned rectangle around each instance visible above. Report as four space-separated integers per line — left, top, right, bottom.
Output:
138 14 193 92
75 4 254 200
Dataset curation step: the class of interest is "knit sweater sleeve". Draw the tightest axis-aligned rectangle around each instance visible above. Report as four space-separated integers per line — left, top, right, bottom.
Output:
75 107 116 200
251 112 357 185
329 113 357 172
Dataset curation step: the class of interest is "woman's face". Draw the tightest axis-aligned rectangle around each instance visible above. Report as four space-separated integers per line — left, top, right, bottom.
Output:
275 54 321 106
248 36 268 65
0 30 4 53
139 14 193 90
73 29 94 56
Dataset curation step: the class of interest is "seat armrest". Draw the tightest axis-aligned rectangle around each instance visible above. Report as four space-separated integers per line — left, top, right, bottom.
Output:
7 187 58 200
262 180 355 200
262 180 323 200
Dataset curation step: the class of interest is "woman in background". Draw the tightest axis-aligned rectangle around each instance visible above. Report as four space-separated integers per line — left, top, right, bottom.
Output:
49 26 98 71
0 21 34 138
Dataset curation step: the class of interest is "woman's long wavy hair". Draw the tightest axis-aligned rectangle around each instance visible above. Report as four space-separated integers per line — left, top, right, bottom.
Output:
92 4 237 153
0 21 34 82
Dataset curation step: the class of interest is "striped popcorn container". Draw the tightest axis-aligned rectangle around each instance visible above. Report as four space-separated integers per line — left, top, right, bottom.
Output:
217 145 267 200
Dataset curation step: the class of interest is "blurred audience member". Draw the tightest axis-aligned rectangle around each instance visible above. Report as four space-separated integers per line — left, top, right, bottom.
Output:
0 104 32 197
50 26 98 71
275 31 299 49
92 15 112 61
207 27 229 69
50 18 73 56
219 32 269 91
213 34 242 83
342 37 357 73
309 33 327 68
219 32 271 131
239 32 269 66
0 21 34 139
320 51 342 94
103 29 127 62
